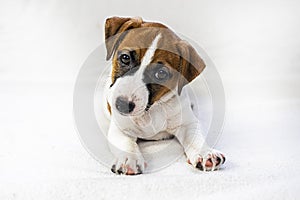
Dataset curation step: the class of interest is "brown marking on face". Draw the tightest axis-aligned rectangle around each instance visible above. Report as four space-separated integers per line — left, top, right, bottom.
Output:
143 48 182 106
109 27 175 86
110 47 147 86
104 17 206 108
107 101 111 115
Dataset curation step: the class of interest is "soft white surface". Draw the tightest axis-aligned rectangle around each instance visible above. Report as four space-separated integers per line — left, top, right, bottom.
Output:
1 0 300 199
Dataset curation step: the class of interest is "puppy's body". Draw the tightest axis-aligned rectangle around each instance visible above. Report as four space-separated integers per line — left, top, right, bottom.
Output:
102 17 225 175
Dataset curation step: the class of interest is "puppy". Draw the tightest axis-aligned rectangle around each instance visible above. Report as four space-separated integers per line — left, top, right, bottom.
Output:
103 17 225 175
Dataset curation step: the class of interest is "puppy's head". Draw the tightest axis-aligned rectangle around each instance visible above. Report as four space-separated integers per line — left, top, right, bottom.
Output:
105 17 205 116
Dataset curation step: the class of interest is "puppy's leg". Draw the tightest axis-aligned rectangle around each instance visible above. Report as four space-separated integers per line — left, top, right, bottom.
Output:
176 122 225 171
107 120 145 175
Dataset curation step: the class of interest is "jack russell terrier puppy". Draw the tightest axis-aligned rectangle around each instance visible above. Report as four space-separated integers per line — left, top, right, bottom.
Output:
103 16 225 175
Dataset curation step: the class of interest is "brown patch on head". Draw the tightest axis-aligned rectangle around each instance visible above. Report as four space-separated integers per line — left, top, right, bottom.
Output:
143 48 181 107
141 29 205 106
105 17 181 86
104 16 206 108
105 17 169 61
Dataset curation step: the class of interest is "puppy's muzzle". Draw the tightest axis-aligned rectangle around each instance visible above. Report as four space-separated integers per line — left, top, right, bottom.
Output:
115 96 136 114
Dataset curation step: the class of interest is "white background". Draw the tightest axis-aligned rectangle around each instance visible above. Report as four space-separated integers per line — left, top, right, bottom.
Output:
0 0 300 199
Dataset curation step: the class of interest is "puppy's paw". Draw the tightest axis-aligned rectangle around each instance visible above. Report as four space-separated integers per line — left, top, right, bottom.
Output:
187 149 225 171
111 155 146 175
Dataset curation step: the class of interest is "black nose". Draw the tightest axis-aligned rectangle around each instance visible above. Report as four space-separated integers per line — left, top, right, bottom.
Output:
115 96 135 114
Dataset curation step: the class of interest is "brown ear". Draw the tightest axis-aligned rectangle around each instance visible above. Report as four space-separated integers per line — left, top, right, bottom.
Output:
176 41 206 95
105 16 143 60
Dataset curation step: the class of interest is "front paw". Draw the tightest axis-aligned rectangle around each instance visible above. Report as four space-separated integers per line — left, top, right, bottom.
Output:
111 154 146 175
187 149 226 171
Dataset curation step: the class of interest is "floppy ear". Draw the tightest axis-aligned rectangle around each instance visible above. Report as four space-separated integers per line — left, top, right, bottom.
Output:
105 16 143 60
176 41 206 95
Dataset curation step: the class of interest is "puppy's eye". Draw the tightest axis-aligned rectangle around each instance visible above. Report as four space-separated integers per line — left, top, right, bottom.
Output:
120 54 131 66
154 67 169 82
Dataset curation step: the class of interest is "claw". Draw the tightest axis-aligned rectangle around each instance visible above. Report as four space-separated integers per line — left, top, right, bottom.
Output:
220 154 226 164
111 164 116 173
117 167 123 174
